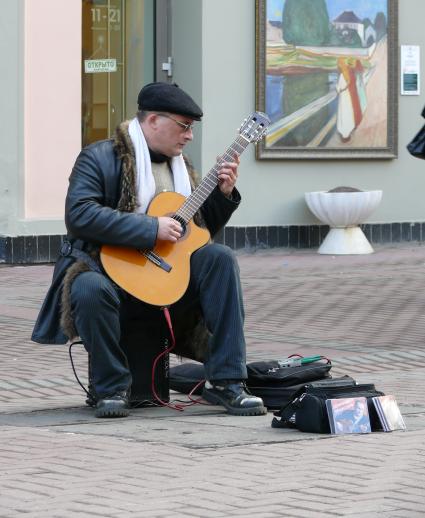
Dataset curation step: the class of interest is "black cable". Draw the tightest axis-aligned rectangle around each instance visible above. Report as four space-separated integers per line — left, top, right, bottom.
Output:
68 340 92 399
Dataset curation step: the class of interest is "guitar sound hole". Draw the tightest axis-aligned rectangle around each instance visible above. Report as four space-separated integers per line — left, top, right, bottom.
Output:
172 215 187 237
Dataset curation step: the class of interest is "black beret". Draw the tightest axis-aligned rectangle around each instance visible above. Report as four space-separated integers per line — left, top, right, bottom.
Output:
137 82 203 120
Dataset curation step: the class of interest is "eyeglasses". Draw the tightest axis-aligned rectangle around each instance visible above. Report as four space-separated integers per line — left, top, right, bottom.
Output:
158 113 194 132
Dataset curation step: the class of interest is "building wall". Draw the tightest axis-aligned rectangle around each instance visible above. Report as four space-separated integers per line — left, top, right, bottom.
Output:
24 0 81 223
2 0 425 262
0 0 80 239
170 0 203 171
0 0 24 237
176 0 425 228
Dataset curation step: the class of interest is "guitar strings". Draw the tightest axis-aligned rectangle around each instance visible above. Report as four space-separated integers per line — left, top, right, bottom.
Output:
176 136 249 222
181 140 245 215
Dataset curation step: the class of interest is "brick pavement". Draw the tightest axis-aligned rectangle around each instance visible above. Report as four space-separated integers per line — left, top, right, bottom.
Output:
1 244 425 517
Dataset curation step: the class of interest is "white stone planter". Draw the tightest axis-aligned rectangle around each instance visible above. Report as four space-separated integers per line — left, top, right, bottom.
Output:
304 190 383 254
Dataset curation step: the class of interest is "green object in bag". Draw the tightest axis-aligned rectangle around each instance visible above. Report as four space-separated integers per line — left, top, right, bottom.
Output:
277 355 323 368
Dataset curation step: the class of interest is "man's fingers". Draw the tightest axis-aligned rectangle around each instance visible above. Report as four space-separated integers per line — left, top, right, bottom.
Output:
218 166 237 179
157 216 183 242
173 222 182 234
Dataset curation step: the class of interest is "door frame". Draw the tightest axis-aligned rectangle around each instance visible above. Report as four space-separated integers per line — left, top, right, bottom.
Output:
155 0 172 82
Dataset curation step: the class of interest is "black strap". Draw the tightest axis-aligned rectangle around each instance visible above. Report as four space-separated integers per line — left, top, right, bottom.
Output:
70 248 102 273
60 240 102 273
271 416 296 428
272 400 299 428
277 398 302 421
271 391 306 428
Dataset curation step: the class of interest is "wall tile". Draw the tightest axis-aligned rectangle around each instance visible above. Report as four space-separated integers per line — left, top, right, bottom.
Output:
257 227 268 249
245 227 257 249
4 223 425 263
278 226 289 247
24 236 37 263
268 226 278 248
391 223 401 242
289 226 299 248
235 227 246 249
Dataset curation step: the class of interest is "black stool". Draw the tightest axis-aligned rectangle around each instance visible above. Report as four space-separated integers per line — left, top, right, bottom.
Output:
119 309 170 407
83 303 170 407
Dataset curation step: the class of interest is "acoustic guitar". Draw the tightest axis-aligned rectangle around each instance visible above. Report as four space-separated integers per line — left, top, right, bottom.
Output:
100 112 270 306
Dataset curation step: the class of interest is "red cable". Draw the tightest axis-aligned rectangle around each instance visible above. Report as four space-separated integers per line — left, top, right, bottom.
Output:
151 307 207 411
187 379 209 405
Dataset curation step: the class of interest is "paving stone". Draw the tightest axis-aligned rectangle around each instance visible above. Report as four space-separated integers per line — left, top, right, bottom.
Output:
1 245 425 517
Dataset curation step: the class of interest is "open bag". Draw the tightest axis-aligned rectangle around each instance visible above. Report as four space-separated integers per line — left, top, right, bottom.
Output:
272 376 385 433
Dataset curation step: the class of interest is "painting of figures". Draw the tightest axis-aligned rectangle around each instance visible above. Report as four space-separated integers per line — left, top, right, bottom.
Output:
256 0 398 159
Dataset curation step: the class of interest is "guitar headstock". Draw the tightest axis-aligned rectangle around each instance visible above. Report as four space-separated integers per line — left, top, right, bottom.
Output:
239 112 271 143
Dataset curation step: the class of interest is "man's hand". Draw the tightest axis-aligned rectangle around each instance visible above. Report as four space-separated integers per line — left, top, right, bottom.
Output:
157 216 182 243
217 154 240 197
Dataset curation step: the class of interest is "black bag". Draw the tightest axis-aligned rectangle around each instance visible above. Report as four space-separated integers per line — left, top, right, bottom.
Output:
272 377 384 433
245 358 332 409
407 122 425 159
169 357 332 410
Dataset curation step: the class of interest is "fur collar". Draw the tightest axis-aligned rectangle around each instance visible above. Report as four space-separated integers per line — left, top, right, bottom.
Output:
113 120 138 213
113 120 198 213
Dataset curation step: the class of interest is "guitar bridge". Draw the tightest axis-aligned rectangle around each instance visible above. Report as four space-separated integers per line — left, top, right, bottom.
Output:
141 250 172 272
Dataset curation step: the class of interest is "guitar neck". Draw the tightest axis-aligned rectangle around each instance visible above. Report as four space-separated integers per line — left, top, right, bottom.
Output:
175 134 251 223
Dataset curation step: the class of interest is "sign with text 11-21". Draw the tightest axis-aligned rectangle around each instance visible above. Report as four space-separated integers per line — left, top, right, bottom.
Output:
84 59 117 74
401 45 420 95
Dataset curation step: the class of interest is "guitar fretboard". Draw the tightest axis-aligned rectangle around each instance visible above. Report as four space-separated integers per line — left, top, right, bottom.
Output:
175 135 250 223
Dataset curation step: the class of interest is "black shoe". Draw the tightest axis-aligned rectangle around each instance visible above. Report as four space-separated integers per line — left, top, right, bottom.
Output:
94 392 130 418
202 380 267 416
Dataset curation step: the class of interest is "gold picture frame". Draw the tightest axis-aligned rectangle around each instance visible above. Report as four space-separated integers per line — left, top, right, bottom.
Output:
256 0 398 159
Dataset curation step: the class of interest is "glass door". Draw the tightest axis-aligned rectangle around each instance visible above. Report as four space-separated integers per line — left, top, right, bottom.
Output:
82 0 155 147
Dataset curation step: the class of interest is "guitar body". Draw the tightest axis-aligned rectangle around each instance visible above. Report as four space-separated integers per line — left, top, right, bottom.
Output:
100 191 210 306
100 112 270 307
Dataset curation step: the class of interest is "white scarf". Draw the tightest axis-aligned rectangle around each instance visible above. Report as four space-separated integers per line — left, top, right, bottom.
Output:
128 117 192 214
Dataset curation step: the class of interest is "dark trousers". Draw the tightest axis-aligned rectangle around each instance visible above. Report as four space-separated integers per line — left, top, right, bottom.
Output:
70 243 247 398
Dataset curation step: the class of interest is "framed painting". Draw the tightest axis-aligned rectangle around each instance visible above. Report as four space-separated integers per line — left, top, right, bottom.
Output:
256 0 398 159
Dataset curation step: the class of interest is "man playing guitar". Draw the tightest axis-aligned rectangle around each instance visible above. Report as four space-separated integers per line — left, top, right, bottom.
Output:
32 82 267 418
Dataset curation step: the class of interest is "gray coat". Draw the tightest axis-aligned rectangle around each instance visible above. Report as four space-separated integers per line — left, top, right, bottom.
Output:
31 121 240 361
